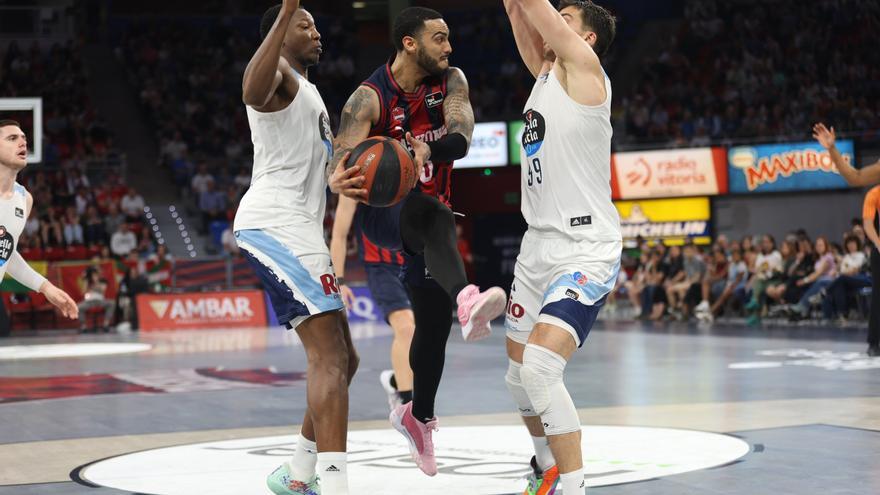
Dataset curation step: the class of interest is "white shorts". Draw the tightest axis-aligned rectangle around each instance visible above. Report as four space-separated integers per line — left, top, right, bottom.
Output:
235 225 343 329
505 229 621 347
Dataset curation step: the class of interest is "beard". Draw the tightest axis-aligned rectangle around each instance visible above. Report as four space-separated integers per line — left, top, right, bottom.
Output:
416 48 446 77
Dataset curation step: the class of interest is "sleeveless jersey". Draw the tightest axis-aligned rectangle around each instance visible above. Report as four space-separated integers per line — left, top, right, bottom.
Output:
362 60 454 206
0 183 29 280
519 68 621 242
234 72 333 232
354 204 405 266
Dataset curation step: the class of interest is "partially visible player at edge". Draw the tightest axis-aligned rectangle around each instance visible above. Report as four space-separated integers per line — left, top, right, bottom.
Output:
328 7 507 477
0 120 78 325
330 195 415 410
235 1 357 494
813 122 880 357
503 1 621 494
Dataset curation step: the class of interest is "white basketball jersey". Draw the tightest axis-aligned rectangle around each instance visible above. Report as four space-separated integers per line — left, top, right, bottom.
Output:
519 68 621 242
0 183 28 280
234 72 333 232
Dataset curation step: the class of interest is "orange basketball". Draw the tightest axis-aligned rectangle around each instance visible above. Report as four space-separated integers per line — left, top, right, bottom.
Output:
344 136 418 207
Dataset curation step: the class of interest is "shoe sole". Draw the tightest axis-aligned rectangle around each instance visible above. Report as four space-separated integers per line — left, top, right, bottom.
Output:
390 408 437 476
461 288 506 342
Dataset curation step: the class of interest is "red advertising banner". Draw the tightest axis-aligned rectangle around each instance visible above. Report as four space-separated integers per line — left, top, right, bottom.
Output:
611 147 728 200
137 290 268 331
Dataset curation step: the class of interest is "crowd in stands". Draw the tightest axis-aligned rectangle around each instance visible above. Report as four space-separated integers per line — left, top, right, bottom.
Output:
619 221 873 325
618 0 880 147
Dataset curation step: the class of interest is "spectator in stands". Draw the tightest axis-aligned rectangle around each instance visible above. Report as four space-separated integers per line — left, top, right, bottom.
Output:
161 131 188 163
110 223 137 258
82 206 107 247
783 236 816 305
668 243 706 319
62 207 84 245
641 249 670 320
191 163 214 196
77 267 115 333
120 188 145 222
765 239 799 305
116 264 150 331
136 226 156 257
745 235 783 325
40 211 64 247
823 235 870 321
791 236 838 319
149 243 173 265
104 203 125 238
74 186 90 216
24 210 39 238
234 166 251 191
625 249 650 316
198 179 226 234
696 246 729 319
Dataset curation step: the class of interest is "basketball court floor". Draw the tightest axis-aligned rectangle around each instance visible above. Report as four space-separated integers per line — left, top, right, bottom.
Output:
0 317 878 494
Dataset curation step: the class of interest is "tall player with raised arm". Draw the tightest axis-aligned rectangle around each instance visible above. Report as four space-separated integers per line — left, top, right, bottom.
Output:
0 120 78 324
328 7 507 477
235 2 358 493
502 1 621 494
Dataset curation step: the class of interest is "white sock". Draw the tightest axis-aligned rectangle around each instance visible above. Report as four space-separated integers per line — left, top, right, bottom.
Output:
560 469 586 494
289 433 318 481
531 435 555 472
317 452 349 495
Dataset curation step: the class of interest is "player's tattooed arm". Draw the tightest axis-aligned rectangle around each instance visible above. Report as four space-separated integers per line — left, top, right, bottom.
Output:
443 68 475 145
327 85 380 197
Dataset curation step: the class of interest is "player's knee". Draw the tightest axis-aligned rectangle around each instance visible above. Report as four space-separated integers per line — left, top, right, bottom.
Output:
310 343 351 383
519 344 564 415
505 359 538 417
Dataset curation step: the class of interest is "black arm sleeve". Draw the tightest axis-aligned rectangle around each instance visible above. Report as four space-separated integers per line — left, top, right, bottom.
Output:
427 133 469 162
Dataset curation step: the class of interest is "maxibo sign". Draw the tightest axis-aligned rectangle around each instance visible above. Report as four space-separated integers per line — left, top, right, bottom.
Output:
728 140 855 193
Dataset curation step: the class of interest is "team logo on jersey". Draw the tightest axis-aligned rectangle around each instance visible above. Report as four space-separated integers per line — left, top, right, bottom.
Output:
318 112 332 156
391 107 406 123
0 226 12 267
14 207 23 218
522 110 546 157
572 272 588 286
425 91 444 108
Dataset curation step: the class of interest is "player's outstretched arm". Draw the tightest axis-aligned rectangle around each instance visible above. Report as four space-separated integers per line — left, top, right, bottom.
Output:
503 0 550 78
242 0 300 109
813 123 880 187
330 195 357 308
328 86 380 199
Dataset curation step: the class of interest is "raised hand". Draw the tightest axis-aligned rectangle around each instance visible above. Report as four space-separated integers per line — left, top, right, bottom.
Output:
812 123 836 149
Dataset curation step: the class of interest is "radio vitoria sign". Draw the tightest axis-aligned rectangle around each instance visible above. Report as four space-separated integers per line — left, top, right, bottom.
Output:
77 425 750 495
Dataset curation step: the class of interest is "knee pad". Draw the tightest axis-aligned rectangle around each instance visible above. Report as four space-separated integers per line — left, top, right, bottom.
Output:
520 344 581 436
505 360 538 417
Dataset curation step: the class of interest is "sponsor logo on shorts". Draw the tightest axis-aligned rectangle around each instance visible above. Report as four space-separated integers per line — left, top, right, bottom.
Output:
506 299 525 321
572 272 588 286
320 274 340 296
565 289 580 301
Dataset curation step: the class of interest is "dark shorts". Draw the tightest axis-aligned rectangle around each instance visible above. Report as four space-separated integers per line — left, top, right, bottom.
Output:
365 262 411 320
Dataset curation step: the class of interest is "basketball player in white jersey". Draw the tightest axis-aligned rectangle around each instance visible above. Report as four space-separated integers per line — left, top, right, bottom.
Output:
0 120 78 322
235 2 359 494
502 1 620 494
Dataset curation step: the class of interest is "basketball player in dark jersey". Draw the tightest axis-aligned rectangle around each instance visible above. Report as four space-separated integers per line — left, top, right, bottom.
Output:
328 7 507 477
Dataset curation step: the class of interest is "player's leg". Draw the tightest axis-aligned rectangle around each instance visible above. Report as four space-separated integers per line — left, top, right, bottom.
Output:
387 308 415 402
236 228 351 494
399 192 506 341
504 235 560 495
389 278 452 476
365 262 414 409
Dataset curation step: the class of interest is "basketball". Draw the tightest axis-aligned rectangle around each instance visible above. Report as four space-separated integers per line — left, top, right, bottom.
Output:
344 136 417 207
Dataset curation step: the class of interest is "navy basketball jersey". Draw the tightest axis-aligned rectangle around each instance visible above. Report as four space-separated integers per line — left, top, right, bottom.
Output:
362 59 453 206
